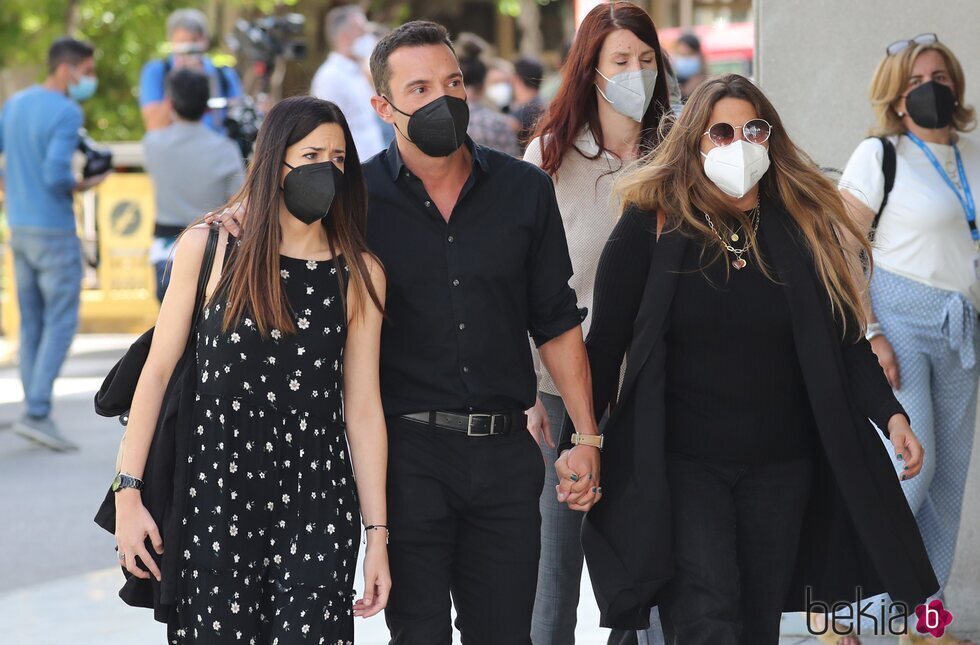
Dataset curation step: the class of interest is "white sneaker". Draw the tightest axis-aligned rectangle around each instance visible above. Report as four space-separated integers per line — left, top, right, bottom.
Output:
13 416 79 452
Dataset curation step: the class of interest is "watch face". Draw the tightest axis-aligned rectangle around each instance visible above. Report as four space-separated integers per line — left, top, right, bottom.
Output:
112 473 141 492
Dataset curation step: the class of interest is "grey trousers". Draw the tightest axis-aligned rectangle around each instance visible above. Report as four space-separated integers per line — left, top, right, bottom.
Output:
530 392 666 645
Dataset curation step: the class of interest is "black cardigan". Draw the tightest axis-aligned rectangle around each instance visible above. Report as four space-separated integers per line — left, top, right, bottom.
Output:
561 198 938 629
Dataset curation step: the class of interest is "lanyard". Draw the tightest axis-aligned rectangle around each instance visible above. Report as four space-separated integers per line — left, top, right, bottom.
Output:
906 132 978 243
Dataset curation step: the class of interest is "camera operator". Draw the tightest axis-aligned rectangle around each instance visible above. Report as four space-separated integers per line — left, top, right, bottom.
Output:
0 37 109 452
143 68 244 301
139 9 243 134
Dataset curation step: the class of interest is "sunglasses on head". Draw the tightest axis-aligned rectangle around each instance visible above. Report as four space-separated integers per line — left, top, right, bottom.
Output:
702 119 773 147
886 33 938 56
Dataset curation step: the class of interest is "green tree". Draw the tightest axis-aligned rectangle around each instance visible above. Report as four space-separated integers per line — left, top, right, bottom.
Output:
1 0 212 141
0 0 300 142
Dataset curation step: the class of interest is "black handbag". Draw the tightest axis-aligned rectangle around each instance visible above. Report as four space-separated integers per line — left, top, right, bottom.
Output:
93 225 219 622
94 226 219 422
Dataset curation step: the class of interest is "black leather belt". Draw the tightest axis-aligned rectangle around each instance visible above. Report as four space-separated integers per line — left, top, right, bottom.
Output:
401 410 524 437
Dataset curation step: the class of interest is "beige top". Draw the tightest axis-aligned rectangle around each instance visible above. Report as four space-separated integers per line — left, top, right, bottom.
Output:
524 129 628 396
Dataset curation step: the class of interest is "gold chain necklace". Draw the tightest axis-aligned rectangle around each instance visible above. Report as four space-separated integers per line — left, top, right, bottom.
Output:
704 204 760 270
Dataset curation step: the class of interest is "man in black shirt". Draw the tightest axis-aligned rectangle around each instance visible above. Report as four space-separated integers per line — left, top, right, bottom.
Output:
364 21 600 644
211 20 601 643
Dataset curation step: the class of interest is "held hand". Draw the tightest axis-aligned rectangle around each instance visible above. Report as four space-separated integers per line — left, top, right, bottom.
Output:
114 490 164 581
555 445 602 512
870 335 901 390
888 414 924 480
204 202 246 237
526 397 555 451
353 538 391 618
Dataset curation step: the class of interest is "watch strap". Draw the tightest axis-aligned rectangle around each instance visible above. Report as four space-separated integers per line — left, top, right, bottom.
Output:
112 472 144 493
571 433 604 450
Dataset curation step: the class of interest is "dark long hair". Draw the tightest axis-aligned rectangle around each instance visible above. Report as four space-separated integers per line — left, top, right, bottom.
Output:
534 1 670 176
213 96 384 337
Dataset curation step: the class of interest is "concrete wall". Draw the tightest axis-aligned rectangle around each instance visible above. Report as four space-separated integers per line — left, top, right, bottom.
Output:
757 0 980 630
756 0 980 170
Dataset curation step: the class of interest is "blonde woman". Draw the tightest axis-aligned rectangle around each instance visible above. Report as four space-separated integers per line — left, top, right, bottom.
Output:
555 74 937 644
839 35 979 645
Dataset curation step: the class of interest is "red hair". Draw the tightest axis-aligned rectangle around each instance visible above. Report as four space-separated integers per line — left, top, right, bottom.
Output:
535 1 670 176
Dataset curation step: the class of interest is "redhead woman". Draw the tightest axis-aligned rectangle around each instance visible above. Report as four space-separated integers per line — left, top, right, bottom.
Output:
522 3 671 644
557 74 938 644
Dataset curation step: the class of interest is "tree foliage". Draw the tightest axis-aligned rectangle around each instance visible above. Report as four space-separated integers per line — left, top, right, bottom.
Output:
1 0 216 141
0 0 301 141
0 0 538 142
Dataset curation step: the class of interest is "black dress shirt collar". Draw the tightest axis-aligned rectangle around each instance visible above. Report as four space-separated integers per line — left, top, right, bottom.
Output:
383 136 490 182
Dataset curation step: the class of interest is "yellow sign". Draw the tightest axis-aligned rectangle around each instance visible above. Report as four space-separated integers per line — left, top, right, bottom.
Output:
1 173 162 340
96 173 156 292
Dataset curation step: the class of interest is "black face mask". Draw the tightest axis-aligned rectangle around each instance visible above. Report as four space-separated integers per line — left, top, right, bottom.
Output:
905 81 957 130
385 94 469 157
281 161 343 225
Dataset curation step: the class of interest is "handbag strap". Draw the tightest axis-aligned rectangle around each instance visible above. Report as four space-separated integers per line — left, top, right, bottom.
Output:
871 136 896 232
189 226 220 336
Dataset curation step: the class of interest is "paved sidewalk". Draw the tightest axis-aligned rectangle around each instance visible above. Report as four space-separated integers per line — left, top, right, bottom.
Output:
0 561 934 645
0 334 973 644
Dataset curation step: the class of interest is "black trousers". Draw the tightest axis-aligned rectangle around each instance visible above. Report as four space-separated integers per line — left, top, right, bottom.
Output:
658 453 814 645
384 415 545 645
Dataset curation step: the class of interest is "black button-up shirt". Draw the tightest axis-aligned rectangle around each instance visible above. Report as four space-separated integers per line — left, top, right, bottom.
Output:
364 138 582 416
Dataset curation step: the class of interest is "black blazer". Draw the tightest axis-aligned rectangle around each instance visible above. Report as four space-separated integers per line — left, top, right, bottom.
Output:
562 199 939 629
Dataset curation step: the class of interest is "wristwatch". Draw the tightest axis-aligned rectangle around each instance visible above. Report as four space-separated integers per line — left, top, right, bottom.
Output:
571 433 604 450
111 472 144 493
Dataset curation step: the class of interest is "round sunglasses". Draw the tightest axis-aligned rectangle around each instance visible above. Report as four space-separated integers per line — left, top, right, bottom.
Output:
702 119 773 147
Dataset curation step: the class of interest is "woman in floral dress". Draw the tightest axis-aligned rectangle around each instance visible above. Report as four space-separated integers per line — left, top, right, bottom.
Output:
114 96 390 644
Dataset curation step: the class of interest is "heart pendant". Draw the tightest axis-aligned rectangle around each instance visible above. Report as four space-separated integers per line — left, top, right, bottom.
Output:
732 258 747 270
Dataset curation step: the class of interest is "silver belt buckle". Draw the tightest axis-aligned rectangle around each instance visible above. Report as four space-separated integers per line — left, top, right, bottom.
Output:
467 413 495 436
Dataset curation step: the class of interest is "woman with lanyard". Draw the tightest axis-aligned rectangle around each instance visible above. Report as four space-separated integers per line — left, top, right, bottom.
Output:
522 3 673 644
839 34 978 645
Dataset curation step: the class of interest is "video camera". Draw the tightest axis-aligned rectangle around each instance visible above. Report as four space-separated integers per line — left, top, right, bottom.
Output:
227 13 306 65
208 94 262 159
215 13 307 158
78 129 113 178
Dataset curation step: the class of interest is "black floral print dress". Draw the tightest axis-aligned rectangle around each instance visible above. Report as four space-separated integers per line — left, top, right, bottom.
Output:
167 254 358 645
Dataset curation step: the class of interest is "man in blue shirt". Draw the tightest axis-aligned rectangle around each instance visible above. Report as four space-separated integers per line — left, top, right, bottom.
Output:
139 9 243 135
0 37 109 451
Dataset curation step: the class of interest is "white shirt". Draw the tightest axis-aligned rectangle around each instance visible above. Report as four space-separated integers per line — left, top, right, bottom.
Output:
524 129 626 396
840 133 980 312
310 53 385 160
